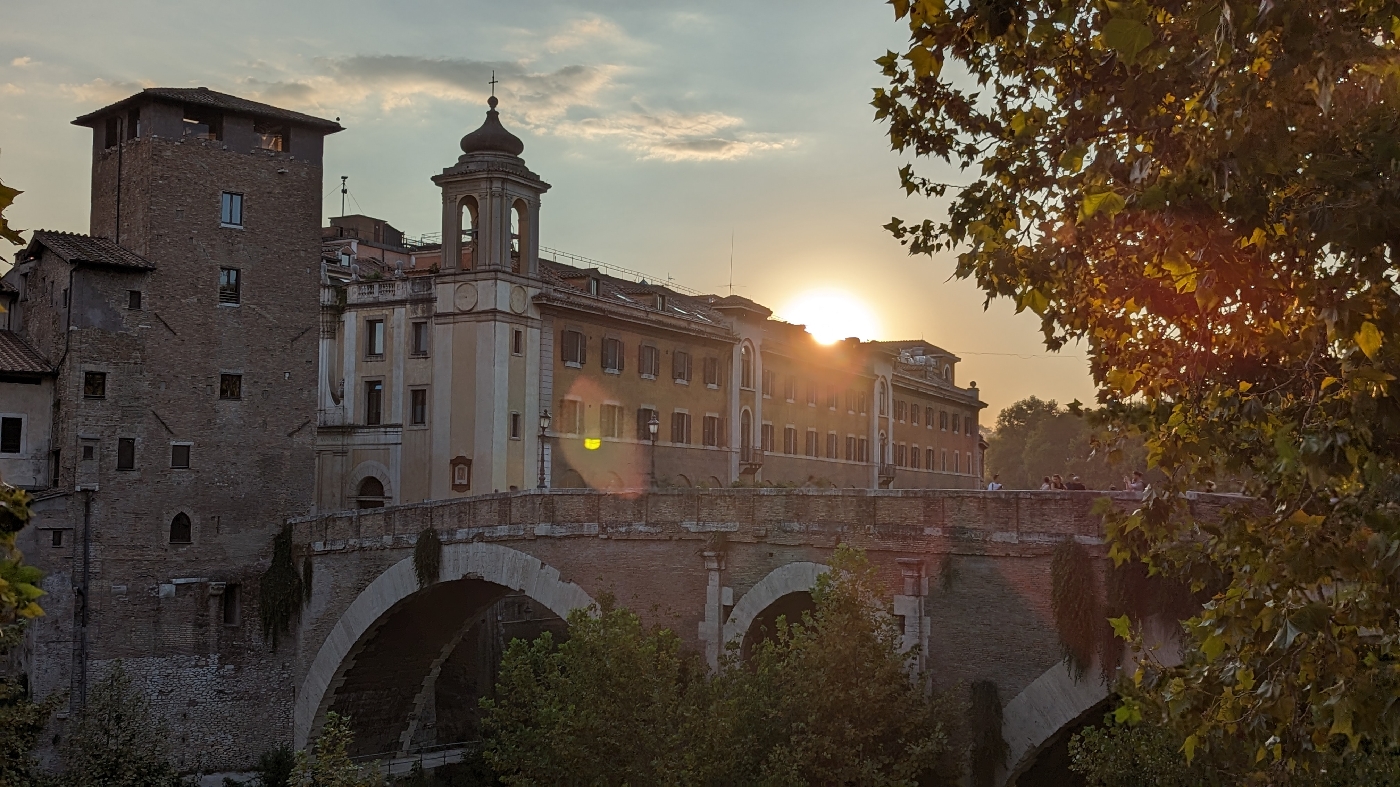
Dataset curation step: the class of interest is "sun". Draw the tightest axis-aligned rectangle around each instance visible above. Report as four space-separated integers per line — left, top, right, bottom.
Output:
778 289 881 345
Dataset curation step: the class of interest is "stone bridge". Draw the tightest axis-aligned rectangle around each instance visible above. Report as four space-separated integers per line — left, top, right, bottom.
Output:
288 488 1204 785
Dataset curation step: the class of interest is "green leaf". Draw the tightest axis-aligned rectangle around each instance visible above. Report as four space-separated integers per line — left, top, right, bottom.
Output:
1356 321 1383 360
1079 190 1126 222
1201 633 1226 662
1103 17 1153 63
1182 733 1199 764
1057 143 1088 173
1109 614 1132 640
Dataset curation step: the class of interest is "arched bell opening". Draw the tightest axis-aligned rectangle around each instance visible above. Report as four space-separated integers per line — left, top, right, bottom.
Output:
458 195 479 270
510 198 530 274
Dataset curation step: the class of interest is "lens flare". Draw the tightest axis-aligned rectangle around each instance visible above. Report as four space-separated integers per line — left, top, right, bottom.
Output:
584 438 601 450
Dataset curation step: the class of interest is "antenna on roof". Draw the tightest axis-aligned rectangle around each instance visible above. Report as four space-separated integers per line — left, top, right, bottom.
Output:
340 175 348 217
728 231 735 296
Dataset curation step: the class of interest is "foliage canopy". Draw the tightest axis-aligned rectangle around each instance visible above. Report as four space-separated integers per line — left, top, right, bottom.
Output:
876 0 1400 774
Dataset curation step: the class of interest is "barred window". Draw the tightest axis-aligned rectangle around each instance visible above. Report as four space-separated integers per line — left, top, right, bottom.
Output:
218 268 241 305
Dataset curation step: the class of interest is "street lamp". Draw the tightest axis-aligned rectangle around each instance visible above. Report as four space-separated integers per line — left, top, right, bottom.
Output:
537 410 551 489
647 411 660 489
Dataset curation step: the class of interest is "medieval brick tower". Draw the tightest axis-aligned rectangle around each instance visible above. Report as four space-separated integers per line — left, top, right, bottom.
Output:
11 88 340 767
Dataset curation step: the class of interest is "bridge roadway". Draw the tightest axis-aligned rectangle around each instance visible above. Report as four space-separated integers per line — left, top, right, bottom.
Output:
288 488 1218 785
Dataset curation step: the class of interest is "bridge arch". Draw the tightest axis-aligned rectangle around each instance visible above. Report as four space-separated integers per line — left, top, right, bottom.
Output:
723 561 828 647
997 659 1110 785
294 541 596 749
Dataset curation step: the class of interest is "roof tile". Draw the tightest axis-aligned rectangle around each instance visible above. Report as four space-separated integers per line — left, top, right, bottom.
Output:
0 331 53 375
73 87 342 131
30 231 155 271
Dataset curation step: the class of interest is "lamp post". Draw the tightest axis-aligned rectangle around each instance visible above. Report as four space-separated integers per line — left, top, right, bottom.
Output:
647 411 660 489
537 410 551 489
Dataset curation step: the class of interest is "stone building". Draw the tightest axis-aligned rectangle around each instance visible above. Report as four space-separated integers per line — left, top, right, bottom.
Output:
0 86 984 771
313 95 986 511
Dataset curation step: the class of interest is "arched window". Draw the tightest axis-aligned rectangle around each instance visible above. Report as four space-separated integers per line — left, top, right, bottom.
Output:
357 476 386 509
169 513 192 544
740 409 753 459
740 345 754 390
511 199 529 274
458 196 479 270
878 380 888 416
942 364 951 381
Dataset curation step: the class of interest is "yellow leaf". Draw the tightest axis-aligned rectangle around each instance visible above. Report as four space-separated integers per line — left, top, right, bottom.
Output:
1356 321 1383 360
1238 381 1252 392
1080 190 1126 222
1320 376 1340 391
1110 615 1133 640
1183 733 1199 764
1202 634 1226 661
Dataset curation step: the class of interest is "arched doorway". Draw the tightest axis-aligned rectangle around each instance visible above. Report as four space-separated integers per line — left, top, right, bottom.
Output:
356 477 386 509
295 543 596 752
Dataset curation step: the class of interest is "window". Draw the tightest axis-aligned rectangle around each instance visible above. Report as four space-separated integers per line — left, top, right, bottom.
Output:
827 433 838 459
82 445 94 461
896 400 907 421
220 192 243 227
561 330 586 366
783 376 797 402
603 338 624 373
510 412 522 440
926 448 935 469
955 451 961 473
762 369 774 397
83 371 107 399
365 319 385 358
761 423 774 452
637 407 659 441
51 530 63 548
588 277 600 296
116 437 135 470
412 321 430 356
805 429 818 457
365 381 383 425
846 436 856 461
703 415 722 447
878 381 888 415
827 387 839 410
941 449 948 471
169 513 192 544
410 389 428 425
858 437 869 463
171 443 191 469
104 116 120 149
940 410 949 430
0 418 19 454
784 426 797 455
926 407 934 428
559 399 583 435
222 584 242 626
953 414 962 434
219 373 242 400
183 107 222 140
859 393 868 415
601 404 623 438
910 406 919 426
512 329 523 356
639 345 660 378
806 383 817 407
673 351 692 383
357 477 386 509
671 411 691 444
254 118 288 152
897 444 907 466
127 290 142 310
218 268 241 305
740 346 754 389
703 358 721 388
910 446 920 469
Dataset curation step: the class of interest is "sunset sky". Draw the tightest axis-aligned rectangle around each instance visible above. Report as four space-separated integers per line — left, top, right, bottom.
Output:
0 0 1096 418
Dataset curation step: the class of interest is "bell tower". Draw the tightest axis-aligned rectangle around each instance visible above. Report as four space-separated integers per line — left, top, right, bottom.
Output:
429 96 551 496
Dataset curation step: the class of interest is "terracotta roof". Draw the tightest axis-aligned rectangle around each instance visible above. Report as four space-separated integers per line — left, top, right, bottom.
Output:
30 231 155 271
73 87 343 132
0 331 53 375
0 279 15 294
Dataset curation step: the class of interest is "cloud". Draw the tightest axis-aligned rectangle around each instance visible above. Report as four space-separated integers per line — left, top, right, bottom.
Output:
553 107 795 162
543 17 629 54
59 78 152 105
0 84 23 96
10 57 33 68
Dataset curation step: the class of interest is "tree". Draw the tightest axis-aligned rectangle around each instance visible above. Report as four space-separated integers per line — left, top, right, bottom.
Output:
875 0 1400 774
290 712 379 787
0 174 22 248
482 546 965 786
985 397 1153 489
60 662 181 787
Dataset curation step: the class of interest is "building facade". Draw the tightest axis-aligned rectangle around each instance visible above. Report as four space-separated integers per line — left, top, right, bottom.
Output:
0 86 983 771
314 96 986 511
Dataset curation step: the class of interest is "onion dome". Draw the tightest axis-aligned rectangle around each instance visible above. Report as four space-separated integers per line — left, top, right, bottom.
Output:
459 96 524 157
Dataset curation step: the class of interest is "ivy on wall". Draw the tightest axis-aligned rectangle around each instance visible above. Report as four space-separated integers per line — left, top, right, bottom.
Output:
414 527 442 589
259 524 308 649
1051 539 1101 681
969 679 1007 787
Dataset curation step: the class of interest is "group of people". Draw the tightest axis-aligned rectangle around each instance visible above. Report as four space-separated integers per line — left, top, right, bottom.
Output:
983 470 1146 492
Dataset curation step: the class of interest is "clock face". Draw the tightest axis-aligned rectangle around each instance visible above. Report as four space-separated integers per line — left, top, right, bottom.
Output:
510 285 528 314
453 282 478 312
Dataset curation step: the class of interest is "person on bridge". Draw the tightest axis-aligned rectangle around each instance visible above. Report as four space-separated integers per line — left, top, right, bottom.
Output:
1126 471 1145 492
986 474 1003 491
1066 475 1086 490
